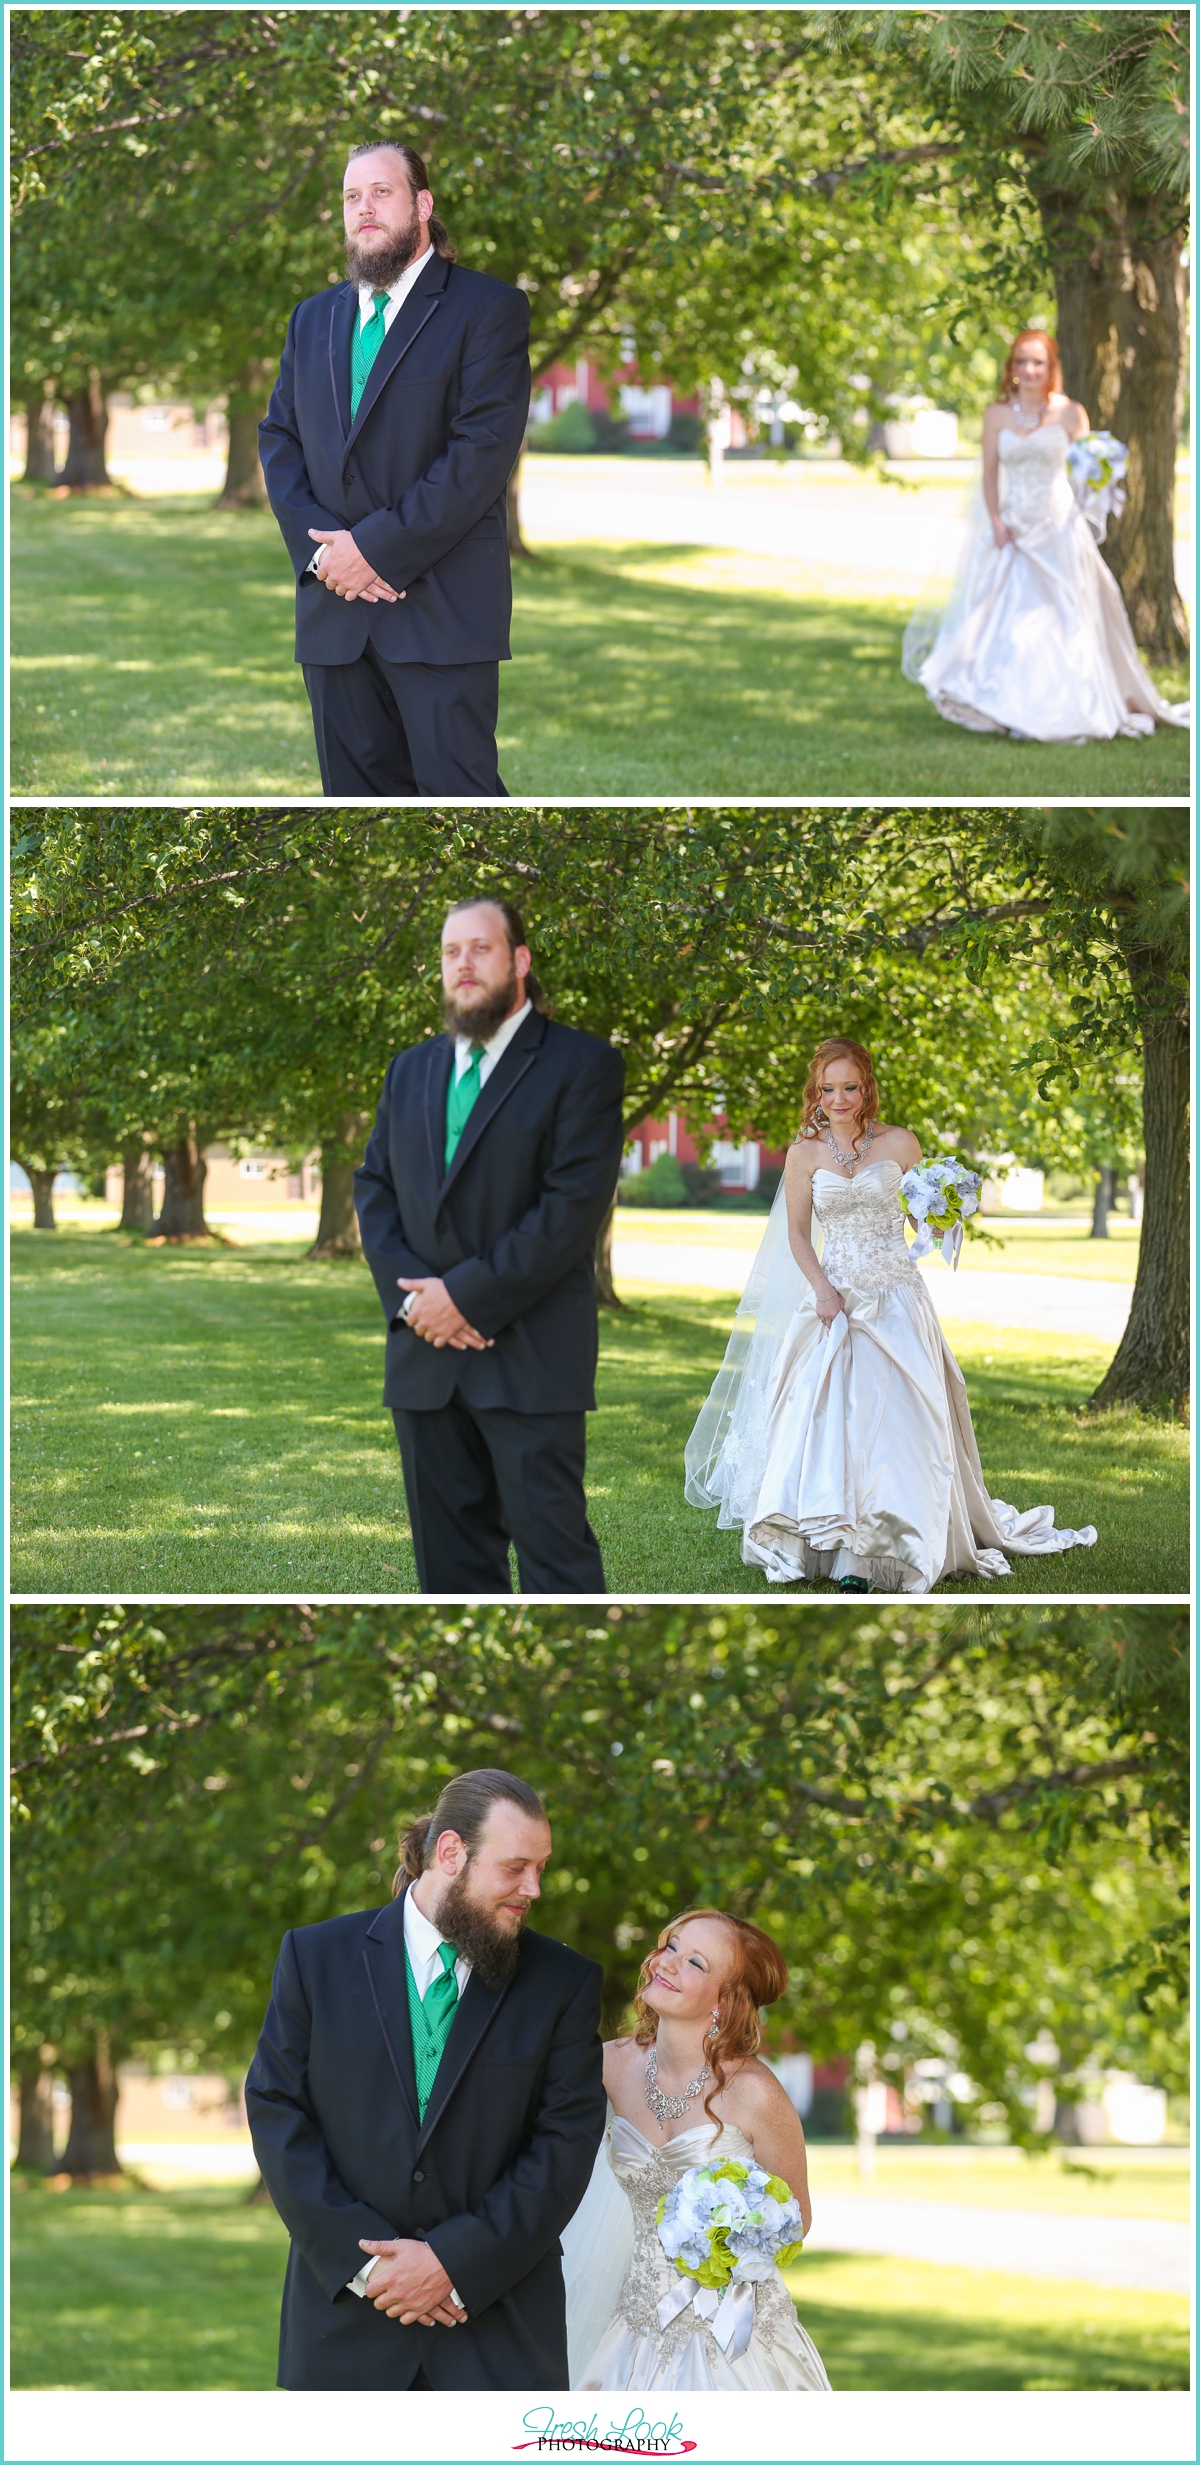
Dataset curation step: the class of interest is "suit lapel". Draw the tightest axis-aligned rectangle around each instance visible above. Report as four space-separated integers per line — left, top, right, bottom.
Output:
362 1895 419 2129
327 284 358 446
439 1012 545 1202
424 1037 455 1187
415 1967 513 2156
343 252 451 463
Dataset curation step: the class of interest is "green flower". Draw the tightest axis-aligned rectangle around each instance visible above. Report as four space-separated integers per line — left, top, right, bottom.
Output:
764 2173 792 2204
708 2159 750 2187
776 2238 806 2268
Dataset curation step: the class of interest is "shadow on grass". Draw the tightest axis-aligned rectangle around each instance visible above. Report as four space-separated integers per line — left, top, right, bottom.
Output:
790 2251 1190 2392
10 490 1190 797
10 1232 1187 1596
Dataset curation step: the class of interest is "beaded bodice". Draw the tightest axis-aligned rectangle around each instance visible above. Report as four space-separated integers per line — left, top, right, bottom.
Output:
811 1162 920 1294
997 421 1075 533
606 2118 798 2362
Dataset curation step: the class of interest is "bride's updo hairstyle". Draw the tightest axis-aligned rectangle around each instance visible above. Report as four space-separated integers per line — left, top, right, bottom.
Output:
632 1909 789 2124
799 1037 880 1141
997 329 1063 402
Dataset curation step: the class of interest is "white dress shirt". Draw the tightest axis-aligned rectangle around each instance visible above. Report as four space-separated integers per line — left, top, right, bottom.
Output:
454 997 532 1087
307 246 435 576
347 1886 470 2304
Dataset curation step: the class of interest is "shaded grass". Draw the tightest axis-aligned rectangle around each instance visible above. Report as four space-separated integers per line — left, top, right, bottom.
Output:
9 2184 1187 2392
10 490 1190 797
9 2183 287 2391
785 2251 1189 2392
10 1230 1186 1596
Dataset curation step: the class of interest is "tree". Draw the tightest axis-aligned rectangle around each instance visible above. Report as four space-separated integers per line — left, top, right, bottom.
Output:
817 10 1191 663
13 806 1167 1382
11 1602 1187 2171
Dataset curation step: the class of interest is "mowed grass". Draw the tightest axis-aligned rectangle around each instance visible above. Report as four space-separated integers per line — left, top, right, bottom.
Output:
805 2143 1191 2223
10 1228 1187 1596
615 1209 1143 1282
9 488 1190 797
9 2183 1187 2392
785 2251 1189 2392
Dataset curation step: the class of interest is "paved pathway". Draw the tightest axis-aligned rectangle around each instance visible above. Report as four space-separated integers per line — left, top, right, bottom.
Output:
611 1241 1130 1344
809 2191 1191 2295
522 457 1194 601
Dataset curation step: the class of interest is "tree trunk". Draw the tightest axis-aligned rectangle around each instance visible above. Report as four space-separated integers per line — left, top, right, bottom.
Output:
120 1142 157 1232
594 1194 625 1309
1090 1165 1117 1239
153 1136 211 1238
1089 949 1188 1413
215 361 271 508
18 1165 58 1229
306 1119 367 1260
507 451 535 558
22 382 58 482
14 2065 57 2171
59 371 112 489
58 2042 121 2179
1048 186 1189 664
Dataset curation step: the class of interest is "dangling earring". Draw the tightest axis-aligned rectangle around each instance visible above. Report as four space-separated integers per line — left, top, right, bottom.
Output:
815 1104 827 1125
707 2007 721 2044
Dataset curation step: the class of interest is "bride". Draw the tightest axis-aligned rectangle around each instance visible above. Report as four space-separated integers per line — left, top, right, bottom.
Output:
903 327 1189 742
562 1909 831 2391
684 1037 1097 1593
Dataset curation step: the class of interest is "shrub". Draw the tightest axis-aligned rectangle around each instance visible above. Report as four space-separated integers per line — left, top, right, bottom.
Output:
619 1153 690 1207
526 402 598 453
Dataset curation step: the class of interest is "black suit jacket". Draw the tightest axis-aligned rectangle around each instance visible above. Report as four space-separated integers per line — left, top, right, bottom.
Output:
353 1010 626 1414
259 253 531 666
245 1894 605 2391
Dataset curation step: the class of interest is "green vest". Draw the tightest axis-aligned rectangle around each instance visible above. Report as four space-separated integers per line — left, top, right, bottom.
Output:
405 1940 459 2119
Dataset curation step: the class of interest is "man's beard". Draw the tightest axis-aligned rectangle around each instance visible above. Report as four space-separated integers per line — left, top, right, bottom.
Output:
435 1867 528 1991
443 959 520 1043
345 206 425 289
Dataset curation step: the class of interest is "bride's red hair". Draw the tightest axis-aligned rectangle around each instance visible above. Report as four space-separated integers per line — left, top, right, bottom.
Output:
997 329 1063 402
799 1038 879 1141
632 1909 789 2126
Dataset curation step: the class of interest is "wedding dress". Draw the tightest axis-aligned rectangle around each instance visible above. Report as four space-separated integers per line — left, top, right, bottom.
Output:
903 424 1189 741
564 2116 830 2392
684 1161 1097 1593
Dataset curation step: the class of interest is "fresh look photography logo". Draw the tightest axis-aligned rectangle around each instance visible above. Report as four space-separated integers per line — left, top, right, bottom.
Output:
513 2405 696 2455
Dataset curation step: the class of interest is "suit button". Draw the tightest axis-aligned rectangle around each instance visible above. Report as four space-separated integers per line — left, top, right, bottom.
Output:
413 2168 425 2182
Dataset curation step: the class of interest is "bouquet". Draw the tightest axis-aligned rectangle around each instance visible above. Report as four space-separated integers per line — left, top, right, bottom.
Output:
898 1156 982 1269
654 2159 805 2357
1066 430 1128 543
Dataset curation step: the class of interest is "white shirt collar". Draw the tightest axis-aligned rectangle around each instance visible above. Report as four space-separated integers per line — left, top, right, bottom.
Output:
454 998 532 1078
404 1883 472 1998
357 244 433 317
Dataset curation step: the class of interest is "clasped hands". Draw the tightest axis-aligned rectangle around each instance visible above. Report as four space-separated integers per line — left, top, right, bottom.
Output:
399 1275 494 1352
309 527 405 603
358 2235 467 2327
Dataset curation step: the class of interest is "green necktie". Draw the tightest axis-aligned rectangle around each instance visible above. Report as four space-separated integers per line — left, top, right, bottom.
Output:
350 289 389 418
405 1941 459 2121
445 1044 485 1169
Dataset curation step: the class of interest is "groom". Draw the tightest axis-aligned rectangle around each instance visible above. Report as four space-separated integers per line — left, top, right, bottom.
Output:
258 140 531 796
245 1768 606 2390
353 895 625 1595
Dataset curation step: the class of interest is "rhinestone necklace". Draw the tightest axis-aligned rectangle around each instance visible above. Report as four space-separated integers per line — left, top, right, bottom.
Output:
1011 400 1047 434
644 2041 711 2126
825 1122 874 1175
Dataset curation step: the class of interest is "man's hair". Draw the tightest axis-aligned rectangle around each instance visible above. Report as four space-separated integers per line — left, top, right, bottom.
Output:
393 1768 547 1893
442 894 551 1015
345 139 457 261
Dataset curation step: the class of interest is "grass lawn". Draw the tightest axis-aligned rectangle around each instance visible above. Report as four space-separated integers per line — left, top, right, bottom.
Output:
10 1227 1186 1596
615 1210 1142 1283
10 488 1190 797
786 2251 1189 2392
9 2182 1187 2392
806 2143 1191 2224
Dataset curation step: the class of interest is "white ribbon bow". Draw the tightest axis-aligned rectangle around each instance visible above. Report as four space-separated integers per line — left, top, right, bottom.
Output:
909 1219 964 1270
656 2273 756 2358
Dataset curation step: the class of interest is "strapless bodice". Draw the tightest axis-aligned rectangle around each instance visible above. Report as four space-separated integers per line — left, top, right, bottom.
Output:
810 1160 920 1293
997 421 1074 531
605 2117 800 2364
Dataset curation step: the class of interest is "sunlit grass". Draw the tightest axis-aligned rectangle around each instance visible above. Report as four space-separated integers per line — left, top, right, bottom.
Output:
10 490 1190 797
10 1229 1184 1596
